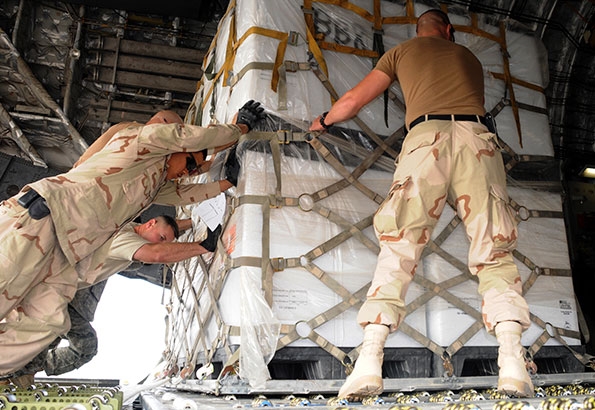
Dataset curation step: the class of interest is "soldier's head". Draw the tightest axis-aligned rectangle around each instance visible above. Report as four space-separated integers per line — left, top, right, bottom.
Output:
416 9 455 42
135 215 179 243
165 150 207 180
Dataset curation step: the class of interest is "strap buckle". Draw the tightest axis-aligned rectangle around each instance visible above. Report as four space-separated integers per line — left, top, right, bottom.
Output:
284 60 299 72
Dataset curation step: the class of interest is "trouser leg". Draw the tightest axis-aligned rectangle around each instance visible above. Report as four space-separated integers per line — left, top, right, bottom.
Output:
44 307 98 375
449 121 532 397
358 126 451 330
343 127 451 399
16 291 100 377
0 249 77 377
448 121 530 331
0 195 59 319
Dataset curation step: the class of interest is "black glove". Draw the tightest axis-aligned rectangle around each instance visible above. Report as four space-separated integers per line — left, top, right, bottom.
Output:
224 147 240 186
200 225 222 252
236 100 265 131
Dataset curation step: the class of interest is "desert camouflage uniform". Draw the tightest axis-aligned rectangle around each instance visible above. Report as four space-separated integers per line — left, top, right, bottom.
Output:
17 281 106 376
1 223 146 376
13 226 148 377
0 123 240 377
354 36 530 337
357 119 531 333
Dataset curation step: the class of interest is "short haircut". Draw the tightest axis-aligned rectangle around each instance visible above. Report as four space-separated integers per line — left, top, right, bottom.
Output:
417 9 455 41
418 9 451 25
156 214 180 239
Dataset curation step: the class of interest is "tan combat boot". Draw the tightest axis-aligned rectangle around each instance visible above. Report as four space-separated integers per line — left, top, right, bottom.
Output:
495 321 534 397
338 324 389 400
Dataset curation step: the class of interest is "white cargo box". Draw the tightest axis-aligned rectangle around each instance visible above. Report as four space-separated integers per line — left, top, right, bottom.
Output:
216 149 427 348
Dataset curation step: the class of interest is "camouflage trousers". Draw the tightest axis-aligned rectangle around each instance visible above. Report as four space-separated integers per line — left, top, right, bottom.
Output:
357 119 531 334
0 194 77 376
18 305 98 376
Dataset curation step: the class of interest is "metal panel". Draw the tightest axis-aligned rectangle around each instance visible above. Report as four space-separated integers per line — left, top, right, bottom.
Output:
0 151 60 201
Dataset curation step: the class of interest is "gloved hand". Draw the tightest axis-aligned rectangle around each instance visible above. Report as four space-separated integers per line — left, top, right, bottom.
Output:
224 147 240 186
200 225 222 252
236 100 265 131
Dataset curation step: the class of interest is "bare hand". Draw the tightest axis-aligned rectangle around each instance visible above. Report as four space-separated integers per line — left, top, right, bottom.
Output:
309 115 325 132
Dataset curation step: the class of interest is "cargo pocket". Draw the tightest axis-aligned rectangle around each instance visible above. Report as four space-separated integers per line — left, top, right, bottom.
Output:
397 129 442 175
490 184 517 251
401 129 440 156
471 128 501 154
123 172 152 205
374 176 411 236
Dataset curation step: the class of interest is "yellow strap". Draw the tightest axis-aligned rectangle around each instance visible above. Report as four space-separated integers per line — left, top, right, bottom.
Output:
303 0 315 35
490 72 546 93
373 0 382 31
316 0 374 22
202 0 236 67
233 26 289 92
382 15 415 25
499 21 523 148
222 9 237 87
305 26 329 77
200 4 236 112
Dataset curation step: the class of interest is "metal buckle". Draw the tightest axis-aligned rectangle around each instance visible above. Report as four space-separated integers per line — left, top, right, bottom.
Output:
285 60 299 72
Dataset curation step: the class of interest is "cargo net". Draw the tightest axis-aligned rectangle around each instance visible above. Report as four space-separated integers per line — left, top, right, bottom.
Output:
161 0 592 390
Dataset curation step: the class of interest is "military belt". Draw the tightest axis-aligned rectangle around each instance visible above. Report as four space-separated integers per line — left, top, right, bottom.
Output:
408 114 487 131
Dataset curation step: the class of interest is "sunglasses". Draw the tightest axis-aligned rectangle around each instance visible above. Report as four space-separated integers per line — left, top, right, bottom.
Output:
185 154 199 174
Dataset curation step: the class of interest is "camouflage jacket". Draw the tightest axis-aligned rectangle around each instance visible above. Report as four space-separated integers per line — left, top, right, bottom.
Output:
29 123 240 265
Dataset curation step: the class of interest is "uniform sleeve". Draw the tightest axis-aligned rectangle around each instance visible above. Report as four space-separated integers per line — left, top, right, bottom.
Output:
108 227 150 261
73 122 137 167
374 46 399 82
153 181 222 206
137 123 241 154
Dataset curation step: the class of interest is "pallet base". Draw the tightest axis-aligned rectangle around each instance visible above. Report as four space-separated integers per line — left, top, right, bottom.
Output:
198 345 586 382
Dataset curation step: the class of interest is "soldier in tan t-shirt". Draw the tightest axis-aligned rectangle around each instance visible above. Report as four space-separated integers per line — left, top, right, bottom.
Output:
310 10 532 399
3 215 217 388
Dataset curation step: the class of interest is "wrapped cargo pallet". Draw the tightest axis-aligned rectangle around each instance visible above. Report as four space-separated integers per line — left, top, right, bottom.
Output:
164 0 585 389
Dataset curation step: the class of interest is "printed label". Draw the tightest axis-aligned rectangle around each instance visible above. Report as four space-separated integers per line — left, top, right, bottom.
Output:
274 289 309 311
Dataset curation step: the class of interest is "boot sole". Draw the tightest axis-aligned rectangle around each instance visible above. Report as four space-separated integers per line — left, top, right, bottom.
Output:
498 377 534 398
338 375 383 401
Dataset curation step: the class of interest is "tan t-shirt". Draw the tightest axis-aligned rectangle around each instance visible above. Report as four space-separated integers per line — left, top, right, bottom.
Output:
374 36 485 127
76 223 149 288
